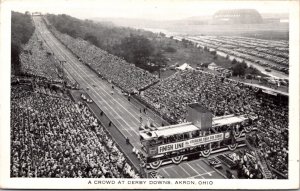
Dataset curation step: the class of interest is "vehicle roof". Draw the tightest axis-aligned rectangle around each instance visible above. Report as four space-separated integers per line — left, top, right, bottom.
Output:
140 122 198 140
140 115 249 140
212 115 247 127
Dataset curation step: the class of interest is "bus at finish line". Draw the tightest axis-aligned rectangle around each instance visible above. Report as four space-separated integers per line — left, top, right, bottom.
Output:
139 103 258 169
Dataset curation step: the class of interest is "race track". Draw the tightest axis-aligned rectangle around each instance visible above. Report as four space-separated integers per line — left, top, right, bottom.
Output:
32 16 226 179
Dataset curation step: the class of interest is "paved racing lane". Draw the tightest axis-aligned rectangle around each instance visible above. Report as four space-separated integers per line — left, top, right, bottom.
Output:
33 16 226 179
156 159 224 179
33 16 166 151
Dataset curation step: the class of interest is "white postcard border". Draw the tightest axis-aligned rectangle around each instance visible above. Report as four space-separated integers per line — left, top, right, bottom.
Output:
0 0 299 189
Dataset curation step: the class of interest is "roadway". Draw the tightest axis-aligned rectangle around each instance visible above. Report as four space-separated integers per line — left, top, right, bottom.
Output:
32 16 167 152
32 16 227 179
153 143 246 179
156 159 224 179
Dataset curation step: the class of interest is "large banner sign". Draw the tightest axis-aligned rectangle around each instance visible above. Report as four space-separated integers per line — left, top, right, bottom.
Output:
157 133 224 154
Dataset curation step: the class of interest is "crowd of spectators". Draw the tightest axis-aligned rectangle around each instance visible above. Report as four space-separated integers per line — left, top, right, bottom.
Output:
231 150 264 179
142 70 257 123
19 31 78 88
249 97 288 177
11 84 140 178
248 131 288 178
12 17 288 179
141 69 288 175
260 136 288 177
49 28 159 93
33 82 65 98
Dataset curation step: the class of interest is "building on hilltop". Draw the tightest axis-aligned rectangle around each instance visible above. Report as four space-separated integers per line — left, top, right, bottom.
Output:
212 9 263 24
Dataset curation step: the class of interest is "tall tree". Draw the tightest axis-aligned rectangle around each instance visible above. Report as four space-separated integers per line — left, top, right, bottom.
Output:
118 34 154 65
11 11 35 75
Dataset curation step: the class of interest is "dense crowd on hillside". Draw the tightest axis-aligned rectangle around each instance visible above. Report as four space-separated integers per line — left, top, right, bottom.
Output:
11 85 140 178
142 70 257 122
49 28 159 93
232 150 264 179
20 32 62 82
260 140 288 177
19 31 78 88
141 70 288 174
250 131 289 178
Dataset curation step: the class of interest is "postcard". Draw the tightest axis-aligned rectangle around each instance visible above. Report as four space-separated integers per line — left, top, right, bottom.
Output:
0 0 299 189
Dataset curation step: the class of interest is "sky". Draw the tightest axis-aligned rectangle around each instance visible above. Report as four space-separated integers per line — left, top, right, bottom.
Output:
7 0 292 20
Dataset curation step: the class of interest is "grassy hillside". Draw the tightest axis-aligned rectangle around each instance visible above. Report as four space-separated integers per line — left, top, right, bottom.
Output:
46 14 266 79
46 14 167 72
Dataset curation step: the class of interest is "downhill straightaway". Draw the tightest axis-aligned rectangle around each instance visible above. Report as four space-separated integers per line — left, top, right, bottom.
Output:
32 16 166 151
32 16 225 179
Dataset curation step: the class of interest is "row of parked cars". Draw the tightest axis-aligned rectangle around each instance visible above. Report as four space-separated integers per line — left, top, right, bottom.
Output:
187 36 289 74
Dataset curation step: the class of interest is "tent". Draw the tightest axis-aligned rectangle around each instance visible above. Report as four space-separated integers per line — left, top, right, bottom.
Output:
208 62 218 70
176 63 193 70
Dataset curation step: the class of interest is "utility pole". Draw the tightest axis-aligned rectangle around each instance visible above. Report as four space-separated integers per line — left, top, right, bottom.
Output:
159 68 161 79
60 60 66 87
140 115 143 129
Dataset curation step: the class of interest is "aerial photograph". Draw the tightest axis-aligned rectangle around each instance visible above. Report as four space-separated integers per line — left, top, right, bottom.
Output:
8 0 293 182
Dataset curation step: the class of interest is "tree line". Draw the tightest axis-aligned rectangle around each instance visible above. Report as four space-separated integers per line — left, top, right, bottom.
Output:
11 11 35 75
46 14 167 72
